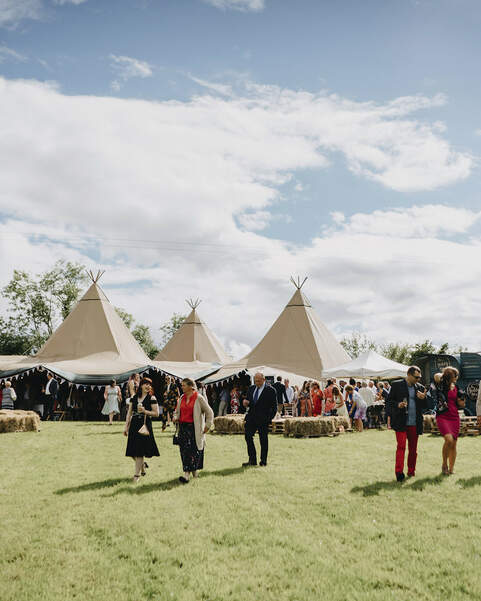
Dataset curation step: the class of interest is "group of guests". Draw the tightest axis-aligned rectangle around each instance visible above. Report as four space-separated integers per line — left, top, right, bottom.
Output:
387 365 465 481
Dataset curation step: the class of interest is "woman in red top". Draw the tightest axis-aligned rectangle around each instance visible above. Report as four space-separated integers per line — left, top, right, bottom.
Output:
310 382 324 417
174 377 214 484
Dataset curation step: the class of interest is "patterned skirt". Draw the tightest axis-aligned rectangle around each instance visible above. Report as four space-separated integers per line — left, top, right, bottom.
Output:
179 422 204 472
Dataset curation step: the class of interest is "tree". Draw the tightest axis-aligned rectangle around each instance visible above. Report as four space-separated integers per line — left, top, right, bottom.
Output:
159 313 186 347
0 316 33 355
379 342 412 365
340 331 378 359
408 340 449 366
115 307 159 359
2 260 87 353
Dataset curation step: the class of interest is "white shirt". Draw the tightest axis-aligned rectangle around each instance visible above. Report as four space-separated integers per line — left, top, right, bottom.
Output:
253 383 265 402
359 386 376 407
285 386 294 403
45 379 52 395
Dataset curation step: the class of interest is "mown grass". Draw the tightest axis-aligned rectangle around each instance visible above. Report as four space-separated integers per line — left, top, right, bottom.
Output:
1 423 481 601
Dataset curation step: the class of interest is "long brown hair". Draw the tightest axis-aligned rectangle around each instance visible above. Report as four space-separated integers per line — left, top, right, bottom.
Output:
442 367 459 391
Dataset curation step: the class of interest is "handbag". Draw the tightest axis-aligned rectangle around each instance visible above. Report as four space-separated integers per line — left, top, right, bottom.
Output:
138 414 149 436
172 424 179 445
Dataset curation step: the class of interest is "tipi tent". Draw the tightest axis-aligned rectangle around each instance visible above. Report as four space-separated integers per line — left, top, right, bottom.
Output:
203 278 349 385
0 271 155 384
322 349 408 380
153 299 230 380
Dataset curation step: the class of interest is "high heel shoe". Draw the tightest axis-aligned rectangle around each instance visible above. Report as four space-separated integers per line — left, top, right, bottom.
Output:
132 474 141 483
442 466 449 475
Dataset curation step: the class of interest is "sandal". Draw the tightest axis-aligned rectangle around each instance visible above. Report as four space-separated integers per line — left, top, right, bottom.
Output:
132 474 141 483
442 466 449 475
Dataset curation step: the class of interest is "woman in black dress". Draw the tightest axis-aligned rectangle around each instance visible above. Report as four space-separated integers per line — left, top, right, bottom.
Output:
124 377 160 483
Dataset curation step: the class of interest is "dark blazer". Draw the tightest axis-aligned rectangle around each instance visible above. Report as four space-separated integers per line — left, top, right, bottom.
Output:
272 381 288 404
46 378 58 400
245 384 277 425
386 378 427 435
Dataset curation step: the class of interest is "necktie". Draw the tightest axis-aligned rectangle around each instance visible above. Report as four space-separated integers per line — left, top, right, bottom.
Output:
253 387 259 405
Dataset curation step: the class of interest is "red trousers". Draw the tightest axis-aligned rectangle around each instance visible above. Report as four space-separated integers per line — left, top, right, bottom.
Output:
395 426 418 475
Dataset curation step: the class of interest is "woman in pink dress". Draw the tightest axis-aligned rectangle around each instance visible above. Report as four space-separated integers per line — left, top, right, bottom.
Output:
435 367 464 475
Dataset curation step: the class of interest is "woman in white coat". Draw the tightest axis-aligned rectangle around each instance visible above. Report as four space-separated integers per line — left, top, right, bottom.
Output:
174 378 214 484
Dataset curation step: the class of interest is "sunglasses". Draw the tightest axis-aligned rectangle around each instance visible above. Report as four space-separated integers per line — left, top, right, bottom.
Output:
413 375 421 380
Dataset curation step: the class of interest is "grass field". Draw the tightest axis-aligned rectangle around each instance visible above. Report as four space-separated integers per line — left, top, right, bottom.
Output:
2 422 481 601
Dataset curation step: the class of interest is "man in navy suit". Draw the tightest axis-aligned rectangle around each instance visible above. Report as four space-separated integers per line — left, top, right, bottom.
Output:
242 372 277 467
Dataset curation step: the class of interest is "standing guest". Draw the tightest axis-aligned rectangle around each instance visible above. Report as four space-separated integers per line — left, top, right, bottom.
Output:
434 368 464 475
299 381 313 417
368 380 377 394
310 382 324 416
242 372 277 467
1 381 17 410
124 377 159 483
218 385 230 416
173 378 214 484
230 385 240 414
386 366 428 482
292 385 300 417
273 376 288 415
332 386 349 420
42 373 58 421
324 380 334 405
338 380 346 394
284 379 295 408
102 379 121 424
477 380 481 428
359 382 376 408
127 373 140 403
161 376 179 431
346 385 367 432
384 381 391 395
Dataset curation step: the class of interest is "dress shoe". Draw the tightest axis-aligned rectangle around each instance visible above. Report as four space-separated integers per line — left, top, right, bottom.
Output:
396 472 405 482
179 476 189 484
259 461 267 466
242 461 257 467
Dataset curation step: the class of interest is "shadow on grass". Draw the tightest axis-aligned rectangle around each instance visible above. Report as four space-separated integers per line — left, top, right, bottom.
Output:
456 476 481 489
55 477 131 495
84 431 123 435
351 474 445 497
103 466 250 497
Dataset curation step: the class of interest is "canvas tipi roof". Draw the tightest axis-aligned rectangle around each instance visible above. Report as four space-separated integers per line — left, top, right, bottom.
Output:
204 278 349 384
154 299 230 364
31 271 152 379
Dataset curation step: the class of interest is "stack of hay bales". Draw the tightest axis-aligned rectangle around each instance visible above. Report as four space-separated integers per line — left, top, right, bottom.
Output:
213 414 245 434
0 410 41 433
284 416 350 438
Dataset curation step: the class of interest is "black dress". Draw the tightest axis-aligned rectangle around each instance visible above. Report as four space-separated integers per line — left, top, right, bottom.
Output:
125 394 160 458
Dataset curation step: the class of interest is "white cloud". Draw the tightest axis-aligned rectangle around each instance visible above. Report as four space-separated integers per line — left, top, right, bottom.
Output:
189 75 233 97
339 205 481 238
0 76 479 353
202 0 265 12
0 45 27 63
0 0 42 27
109 54 153 91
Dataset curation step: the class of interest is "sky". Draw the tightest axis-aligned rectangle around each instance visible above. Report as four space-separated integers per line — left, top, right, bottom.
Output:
1 0 481 358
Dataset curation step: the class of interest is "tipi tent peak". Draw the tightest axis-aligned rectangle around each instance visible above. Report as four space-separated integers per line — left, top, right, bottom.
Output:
290 275 308 290
86 269 106 284
186 298 201 310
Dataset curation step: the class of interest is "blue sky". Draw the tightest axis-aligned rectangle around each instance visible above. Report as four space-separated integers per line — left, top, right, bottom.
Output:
1 0 481 354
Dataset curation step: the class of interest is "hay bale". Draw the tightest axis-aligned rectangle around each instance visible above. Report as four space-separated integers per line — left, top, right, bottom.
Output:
213 415 245 434
0 410 40 433
283 416 350 437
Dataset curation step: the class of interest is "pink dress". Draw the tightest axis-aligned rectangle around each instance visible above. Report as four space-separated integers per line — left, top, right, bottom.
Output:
436 387 460 439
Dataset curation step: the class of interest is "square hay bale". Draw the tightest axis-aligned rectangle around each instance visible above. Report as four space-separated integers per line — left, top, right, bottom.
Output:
283 416 352 438
213 415 245 434
0 410 40 433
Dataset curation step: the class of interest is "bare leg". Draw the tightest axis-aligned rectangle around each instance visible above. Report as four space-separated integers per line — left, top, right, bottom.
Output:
109 411 114 425
133 457 143 482
449 439 457 473
357 418 363 432
193 470 198 478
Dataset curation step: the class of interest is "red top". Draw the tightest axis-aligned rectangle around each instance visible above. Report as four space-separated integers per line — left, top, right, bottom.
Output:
311 389 324 416
179 391 197 423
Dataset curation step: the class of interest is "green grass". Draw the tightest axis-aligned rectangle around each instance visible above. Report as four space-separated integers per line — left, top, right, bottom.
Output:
2 423 481 601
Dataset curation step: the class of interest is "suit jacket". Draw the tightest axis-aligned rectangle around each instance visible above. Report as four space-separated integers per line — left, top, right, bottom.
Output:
386 378 427 435
46 378 58 401
245 384 277 426
272 381 288 404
